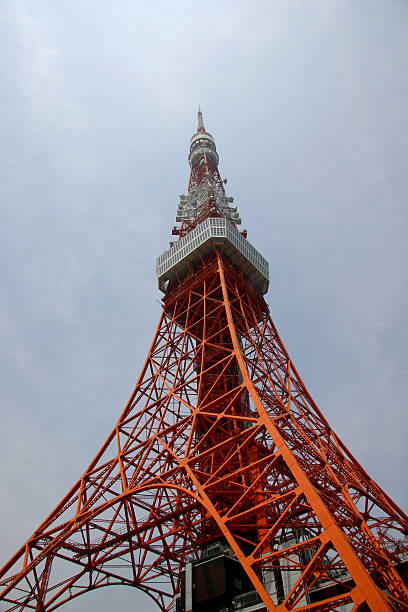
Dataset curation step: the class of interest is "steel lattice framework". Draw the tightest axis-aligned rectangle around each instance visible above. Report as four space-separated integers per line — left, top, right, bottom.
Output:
1 111 408 612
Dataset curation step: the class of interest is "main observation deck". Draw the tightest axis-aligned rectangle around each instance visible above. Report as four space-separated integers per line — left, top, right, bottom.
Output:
156 217 269 295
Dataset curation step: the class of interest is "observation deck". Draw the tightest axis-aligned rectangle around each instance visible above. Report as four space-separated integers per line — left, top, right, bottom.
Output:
156 217 269 295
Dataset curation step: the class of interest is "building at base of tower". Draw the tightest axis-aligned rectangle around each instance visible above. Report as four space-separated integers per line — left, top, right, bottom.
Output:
172 536 408 611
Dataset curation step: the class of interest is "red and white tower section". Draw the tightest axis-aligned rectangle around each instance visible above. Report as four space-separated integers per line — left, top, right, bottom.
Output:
158 109 268 295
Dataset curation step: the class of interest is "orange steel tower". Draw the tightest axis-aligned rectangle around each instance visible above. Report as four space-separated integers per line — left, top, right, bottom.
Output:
1 110 408 612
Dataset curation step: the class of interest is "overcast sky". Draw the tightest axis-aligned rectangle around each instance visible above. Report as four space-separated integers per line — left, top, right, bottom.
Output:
0 1 407 610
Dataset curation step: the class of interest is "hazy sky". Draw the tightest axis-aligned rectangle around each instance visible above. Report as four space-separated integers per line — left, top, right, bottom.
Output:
0 1 407 610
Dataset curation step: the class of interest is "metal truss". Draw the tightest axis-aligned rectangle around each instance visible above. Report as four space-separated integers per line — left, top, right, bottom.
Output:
177 173 239 226
1 251 407 611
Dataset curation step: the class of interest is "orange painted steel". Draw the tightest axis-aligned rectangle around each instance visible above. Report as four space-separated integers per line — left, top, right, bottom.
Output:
1 115 408 611
0 252 407 611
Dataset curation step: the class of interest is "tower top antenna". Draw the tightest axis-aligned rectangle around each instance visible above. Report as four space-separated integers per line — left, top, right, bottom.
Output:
197 105 205 132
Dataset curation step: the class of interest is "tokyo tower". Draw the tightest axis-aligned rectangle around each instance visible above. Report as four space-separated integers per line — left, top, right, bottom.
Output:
1 110 408 612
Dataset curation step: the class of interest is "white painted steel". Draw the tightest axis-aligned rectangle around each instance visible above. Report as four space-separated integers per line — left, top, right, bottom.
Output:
156 217 269 294
185 562 193 612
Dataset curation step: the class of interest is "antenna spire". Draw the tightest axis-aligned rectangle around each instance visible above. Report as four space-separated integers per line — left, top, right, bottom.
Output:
197 106 205 132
